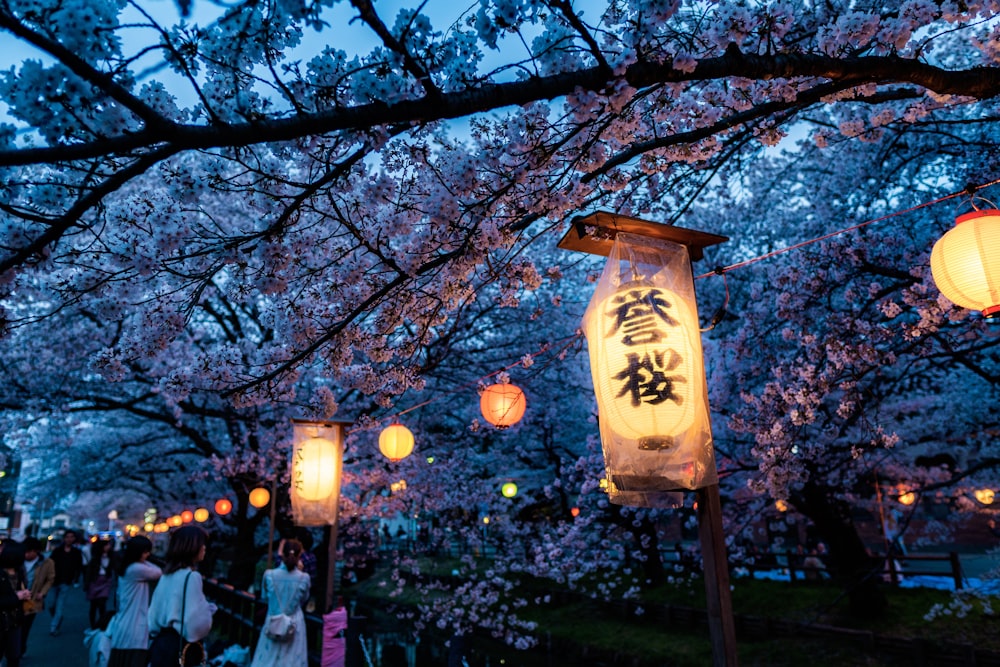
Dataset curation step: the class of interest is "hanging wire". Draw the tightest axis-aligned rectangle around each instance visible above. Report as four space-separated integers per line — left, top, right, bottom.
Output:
694 177 1000 281
357 179 1000 428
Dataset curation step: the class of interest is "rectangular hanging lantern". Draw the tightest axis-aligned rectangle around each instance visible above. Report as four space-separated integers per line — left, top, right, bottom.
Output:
291 419 348 526
581 232 718 508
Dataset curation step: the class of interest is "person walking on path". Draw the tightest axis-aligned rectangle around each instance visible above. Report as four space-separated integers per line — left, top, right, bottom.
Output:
85 538 117 629
107 535 161 667
0 544 33 667
20 537 54 657
47 530 84 636
148 526 214 667
250 539 311 667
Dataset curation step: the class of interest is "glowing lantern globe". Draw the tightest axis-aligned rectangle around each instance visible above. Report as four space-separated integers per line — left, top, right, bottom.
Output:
167 515 182 528
291 420 347 527
214 498 232 516
249 487 270 509
378 423 415 462
975 488 995 505
294 437 340 500
581 233 718 507
480 382 526 429
931 209 1000 318
194 508 210 522
180 510 193 524
501 482 518 498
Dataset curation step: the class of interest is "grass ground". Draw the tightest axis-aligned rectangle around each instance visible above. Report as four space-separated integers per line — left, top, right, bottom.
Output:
350 560 1000 667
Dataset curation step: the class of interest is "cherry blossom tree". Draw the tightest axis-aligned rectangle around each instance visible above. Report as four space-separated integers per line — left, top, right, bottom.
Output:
2 0 1000 638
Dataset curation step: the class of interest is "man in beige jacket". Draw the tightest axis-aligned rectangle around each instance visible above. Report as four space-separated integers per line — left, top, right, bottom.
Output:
21 537 55 657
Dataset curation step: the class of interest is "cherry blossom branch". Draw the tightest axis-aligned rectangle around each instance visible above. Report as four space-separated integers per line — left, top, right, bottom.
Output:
1 47 997 168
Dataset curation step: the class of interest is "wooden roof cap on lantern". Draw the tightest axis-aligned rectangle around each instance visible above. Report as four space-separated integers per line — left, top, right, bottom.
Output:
559 211 728 510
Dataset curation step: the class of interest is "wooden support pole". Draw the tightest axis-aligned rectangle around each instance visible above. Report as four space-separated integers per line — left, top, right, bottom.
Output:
325 519 340 613
266 477 277 570
697 483 739 667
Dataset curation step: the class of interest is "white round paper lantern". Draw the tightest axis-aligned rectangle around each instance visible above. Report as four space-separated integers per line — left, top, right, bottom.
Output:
931 209 1000 318
378 423 415 462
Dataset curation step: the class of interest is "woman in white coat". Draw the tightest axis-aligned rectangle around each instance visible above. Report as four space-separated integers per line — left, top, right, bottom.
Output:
147 526 214 667
250 539 311 667
107 536 161 667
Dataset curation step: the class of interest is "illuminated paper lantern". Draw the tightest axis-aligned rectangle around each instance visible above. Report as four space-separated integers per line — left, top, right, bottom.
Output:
291 420 347 527
931 209 1000 317
480 382 526 429
194 508 209 522
582 233 717 507
975 488 995 505
249 487 270 509
180 510 194 523
214 498 232 516
501 482 518 498
379 422 415 462
167 515 182 527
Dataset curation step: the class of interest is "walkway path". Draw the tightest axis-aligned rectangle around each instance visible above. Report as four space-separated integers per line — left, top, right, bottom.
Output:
23 583 91 667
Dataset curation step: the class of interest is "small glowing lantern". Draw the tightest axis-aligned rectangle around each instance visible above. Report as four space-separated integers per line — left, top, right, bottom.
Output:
214 498 232 516
154 522 169 533
480 382 526 429
482 516 490 525
249 487 270 509
194 508 209 522
580 231 719 507
975 488 995 505
167 515 182 528
390 479 407 492
379 422 415 462
291 420 348 527
143 522 154 533
931 209 1000 318
898 489 917 506
180 510 194 524
775 500 789 513
570 507 580 517
501 482 518 498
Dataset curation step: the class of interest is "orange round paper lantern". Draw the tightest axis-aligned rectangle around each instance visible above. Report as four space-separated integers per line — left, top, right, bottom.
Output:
180 510 194 523
931 209 1000 317
167 515 183 527
480 382 526 429
249 487 270 509
975 488 995 505
214 498 233 516
379 423 415 462
194 508 210 522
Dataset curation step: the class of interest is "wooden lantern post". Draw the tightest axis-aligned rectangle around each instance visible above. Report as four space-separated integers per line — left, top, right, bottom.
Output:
559 211 738 667
290 418 350 612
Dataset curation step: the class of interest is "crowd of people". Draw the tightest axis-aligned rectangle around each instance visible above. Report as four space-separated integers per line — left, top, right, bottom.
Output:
0 526 329 667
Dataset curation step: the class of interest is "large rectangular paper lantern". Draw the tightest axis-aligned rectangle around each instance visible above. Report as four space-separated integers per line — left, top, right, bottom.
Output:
291 420 346 526
582 233 717 507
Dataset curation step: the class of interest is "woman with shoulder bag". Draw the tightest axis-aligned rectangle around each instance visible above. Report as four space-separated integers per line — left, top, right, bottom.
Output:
0 544 32 667
148 526 215 667
249 539 311 667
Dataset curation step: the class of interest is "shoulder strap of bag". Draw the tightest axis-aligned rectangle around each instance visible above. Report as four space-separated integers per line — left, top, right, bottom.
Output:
179 571 192 640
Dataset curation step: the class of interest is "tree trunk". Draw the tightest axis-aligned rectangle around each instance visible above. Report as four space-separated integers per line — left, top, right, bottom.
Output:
796 483 887 618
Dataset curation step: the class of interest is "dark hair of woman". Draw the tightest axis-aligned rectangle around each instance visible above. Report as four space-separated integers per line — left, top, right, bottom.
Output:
281 539 303 571
86 538 115 580
118 535 154 576
0 543 24 569
163 525 208 575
